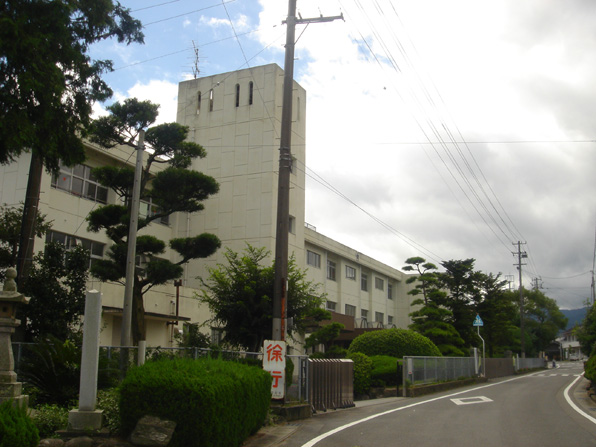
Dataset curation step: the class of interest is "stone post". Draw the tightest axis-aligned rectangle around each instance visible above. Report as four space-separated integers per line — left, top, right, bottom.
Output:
68 290 104 431
0 268 29 408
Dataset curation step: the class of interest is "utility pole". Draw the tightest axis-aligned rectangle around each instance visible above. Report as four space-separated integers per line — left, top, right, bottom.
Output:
531 277 542 290
272 1 343 341
513 241 527 358
120 130 145 375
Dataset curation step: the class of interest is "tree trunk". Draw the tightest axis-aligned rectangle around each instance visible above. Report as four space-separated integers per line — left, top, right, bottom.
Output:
16 152 43 286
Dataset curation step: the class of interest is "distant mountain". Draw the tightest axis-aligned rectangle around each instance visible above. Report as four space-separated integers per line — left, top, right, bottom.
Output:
561 307 589 330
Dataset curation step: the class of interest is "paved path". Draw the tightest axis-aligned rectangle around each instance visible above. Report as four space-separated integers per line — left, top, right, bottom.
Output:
244 362 596 447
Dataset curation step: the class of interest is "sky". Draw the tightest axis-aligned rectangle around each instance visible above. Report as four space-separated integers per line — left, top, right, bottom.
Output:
90 0 596 310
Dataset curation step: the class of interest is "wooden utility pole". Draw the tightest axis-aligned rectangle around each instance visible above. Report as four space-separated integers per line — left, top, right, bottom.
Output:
513 241 527 358
272 1 343 341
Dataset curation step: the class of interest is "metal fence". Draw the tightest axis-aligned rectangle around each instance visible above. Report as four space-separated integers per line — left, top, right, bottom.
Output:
516 356 546 371
403 356 477 388
12 342 311 403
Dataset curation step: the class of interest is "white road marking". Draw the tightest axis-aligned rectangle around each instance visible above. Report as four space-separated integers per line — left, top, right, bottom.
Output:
563 373 596 425
451 396 493 405
301 370 592 447
301 376 523 447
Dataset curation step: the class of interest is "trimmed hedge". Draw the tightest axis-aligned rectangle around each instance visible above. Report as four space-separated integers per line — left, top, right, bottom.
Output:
370 355 401 387
348 328 441 358
346 352 372 395
0 400 39 447
119 358 272 447
585 354 596 384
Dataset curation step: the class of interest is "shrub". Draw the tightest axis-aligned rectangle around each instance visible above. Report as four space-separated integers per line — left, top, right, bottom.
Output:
585 354 596 385
370 355 401 387
347 328 441 358
31 404 68 439
346 352 372 395
0 400 39 447
97 388 121 434
119 357 272 447
19 336 119 406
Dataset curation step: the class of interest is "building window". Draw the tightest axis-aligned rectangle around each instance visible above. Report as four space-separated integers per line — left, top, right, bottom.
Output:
235 83 240 107
361 273 368 291
326 300 336 311
387 283 393 300
361 309 368 321
327 260 336 281
375 312 384 324
388 315 394 326
375 277 384 291
289 215 295 234
51 163 108 204
346 265 356 280
306 250 321 268
140 197 169 225
197 91 201 113
209 89 214 111
345 304 356 317
249 81 254 105
211 328 223 345
46 230 105 269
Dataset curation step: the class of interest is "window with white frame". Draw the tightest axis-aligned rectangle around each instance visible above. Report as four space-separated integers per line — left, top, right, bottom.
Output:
306 250 321 268
326 300 336 311
140 197 169 225
375 277 384 291
346 265 356 280
387 283 393 300
45 230 105 269
51 162 108 204
388 315 394 326
345 304 356 317
327 260 336 281
375 312 384 324
361 273 368 291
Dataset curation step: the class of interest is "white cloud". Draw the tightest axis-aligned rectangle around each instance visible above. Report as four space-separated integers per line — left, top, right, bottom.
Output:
114 79 179 125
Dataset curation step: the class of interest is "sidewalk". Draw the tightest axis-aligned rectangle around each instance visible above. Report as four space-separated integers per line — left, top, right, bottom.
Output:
242 396 404 447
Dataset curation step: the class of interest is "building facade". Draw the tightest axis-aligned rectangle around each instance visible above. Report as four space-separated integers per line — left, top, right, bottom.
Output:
0 64 414 352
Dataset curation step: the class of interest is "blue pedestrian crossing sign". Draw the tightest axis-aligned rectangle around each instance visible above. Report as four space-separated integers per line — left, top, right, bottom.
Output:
473 314 484 327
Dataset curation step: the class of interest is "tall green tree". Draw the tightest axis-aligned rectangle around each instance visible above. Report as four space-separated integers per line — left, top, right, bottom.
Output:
523 288 567 356
0 204 52 277
476 273 518 357
402 256 439 305
20 242 89 341
405 257 465 356
1 0 144 284
575 302 596 355
87 98 221 344
199 245 329 352
437 259 483 347
0 0 143 167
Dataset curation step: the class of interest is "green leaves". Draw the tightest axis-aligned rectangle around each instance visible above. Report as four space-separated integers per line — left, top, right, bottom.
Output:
199 245 326 352
0 0 143 169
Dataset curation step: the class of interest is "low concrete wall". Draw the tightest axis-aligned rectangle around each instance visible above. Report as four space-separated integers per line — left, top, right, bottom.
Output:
485 358 515 379
406 377 488 398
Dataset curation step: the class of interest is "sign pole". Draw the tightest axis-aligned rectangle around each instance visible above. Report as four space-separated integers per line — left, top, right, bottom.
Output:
473 314 485 377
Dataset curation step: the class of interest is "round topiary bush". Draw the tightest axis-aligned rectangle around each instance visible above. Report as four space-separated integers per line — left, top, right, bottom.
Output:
347 328 441 358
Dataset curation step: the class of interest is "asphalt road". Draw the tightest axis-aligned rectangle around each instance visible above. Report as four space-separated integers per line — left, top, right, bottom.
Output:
277 362 596 447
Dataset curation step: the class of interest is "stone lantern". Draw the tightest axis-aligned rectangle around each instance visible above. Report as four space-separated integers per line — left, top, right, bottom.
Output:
0 268 29 408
